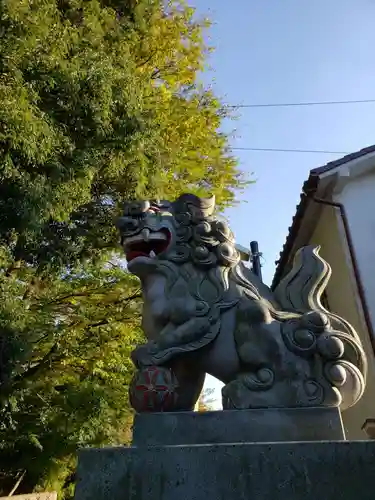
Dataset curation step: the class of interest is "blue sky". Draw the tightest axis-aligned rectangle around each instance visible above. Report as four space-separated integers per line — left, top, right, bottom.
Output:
194 0 375 403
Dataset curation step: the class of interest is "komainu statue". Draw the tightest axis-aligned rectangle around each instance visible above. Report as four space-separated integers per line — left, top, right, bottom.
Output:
117 194 367 412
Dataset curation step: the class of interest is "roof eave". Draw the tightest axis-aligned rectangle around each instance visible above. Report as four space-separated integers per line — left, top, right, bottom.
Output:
270 173 320 290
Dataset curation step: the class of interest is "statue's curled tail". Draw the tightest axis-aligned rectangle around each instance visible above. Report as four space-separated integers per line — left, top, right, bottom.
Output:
273 245 367 410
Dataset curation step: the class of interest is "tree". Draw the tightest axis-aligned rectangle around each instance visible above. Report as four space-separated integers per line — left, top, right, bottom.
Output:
196 387 216 412
0 252 144 497
0 0 245 496
0 0 246 271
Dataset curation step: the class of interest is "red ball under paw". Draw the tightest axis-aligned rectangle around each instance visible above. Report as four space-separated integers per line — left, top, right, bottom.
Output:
129 366 179 412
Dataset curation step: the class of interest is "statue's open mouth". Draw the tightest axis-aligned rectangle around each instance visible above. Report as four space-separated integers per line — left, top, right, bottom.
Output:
124 229 171 262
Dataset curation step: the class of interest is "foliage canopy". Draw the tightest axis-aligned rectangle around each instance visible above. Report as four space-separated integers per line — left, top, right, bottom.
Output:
0 0 245 496
0 0 245 271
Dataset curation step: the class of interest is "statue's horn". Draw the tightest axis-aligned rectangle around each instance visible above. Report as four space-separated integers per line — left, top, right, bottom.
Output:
173 193 216 217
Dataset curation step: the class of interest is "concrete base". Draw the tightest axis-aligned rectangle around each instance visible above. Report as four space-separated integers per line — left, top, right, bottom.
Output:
0 494 57 500
132 407 345 445
75 441 375 500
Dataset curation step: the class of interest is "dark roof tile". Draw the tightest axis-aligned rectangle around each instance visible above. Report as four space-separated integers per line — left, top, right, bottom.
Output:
311 144 375 175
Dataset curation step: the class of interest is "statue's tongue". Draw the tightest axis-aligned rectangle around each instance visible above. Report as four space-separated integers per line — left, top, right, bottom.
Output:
126 249 149 261
126 239 167 262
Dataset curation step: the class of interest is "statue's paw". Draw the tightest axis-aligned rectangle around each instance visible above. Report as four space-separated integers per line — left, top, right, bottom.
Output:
131 341 159 367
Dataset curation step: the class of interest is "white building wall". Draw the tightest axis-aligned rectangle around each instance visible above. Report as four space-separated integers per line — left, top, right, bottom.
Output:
335 171 375 331
309 203 375 439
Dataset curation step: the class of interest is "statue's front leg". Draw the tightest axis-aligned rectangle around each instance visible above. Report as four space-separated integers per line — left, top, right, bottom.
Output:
129 318 210 413
131 317 211 367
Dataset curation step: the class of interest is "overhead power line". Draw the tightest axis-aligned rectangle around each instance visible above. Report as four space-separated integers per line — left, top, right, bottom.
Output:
226 99 375 109
231 147 350 155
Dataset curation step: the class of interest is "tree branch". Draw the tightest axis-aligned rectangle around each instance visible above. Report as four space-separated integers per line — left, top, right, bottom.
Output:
8 469 26 496
136 50 158 69
33 288 141 310
10 343 60 388
31 289 109 310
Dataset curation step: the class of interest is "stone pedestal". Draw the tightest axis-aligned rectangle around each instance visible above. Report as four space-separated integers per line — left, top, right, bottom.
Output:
74 408 375 500
132 407 345 445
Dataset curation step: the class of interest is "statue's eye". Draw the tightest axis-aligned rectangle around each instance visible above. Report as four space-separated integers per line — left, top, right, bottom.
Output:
128 206 141 216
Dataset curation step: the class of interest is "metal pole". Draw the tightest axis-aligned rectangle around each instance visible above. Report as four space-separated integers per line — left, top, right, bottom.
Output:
250 241 263 282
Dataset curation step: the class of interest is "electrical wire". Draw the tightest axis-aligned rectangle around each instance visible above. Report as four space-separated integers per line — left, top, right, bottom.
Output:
226 99 375 109
230 147 350 154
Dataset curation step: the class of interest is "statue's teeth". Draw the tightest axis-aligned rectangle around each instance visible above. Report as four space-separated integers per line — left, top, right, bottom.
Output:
142 228 151 242
149 250 156 258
